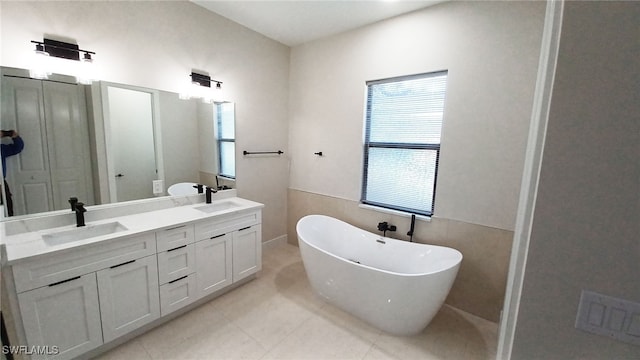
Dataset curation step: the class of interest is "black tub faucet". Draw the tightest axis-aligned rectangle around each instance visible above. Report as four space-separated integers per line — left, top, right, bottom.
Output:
193 184 204 194
377 222 396 237
205 186 218 204
74 202 87 227
69 197 78 211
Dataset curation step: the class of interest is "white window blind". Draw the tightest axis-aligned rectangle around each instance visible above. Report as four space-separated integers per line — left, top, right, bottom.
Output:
362 71 448 216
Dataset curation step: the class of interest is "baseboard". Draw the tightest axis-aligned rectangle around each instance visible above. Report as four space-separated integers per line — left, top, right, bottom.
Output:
262 234 288 250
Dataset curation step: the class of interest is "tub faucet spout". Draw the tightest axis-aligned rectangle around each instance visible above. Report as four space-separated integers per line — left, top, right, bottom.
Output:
377 222 396 237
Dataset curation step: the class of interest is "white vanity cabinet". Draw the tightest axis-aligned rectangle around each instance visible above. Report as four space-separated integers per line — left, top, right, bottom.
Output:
17 273 103 360
4 198 263 360
96 255 160 343
11 232 156 360
193 209 262 297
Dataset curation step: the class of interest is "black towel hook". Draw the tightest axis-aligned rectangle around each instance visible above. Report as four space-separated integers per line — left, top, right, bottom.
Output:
314 151 323 156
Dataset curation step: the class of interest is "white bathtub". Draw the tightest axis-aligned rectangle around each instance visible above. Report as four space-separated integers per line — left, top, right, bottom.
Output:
296 214 462 336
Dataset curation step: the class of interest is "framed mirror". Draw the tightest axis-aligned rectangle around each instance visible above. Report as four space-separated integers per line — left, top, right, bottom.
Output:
0 66 236 218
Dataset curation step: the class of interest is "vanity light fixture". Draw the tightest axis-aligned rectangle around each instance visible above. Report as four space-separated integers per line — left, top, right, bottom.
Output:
181 71 224 103
29 38 96 84
190 71 223 90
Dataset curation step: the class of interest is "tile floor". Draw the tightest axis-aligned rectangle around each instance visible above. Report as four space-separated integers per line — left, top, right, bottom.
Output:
95 242 498 360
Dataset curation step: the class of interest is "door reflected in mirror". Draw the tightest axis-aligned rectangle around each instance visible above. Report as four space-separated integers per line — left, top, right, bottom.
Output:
1 67 236 218
103 84 161 203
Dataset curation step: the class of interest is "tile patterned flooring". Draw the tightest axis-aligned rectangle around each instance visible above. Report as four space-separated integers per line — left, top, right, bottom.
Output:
95 242 498 360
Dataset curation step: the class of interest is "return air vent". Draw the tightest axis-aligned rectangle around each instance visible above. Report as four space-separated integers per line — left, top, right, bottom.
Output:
575 290 640 346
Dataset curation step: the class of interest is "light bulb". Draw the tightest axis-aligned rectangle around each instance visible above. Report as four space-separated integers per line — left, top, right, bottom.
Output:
76 53 94 85
29 44 51 79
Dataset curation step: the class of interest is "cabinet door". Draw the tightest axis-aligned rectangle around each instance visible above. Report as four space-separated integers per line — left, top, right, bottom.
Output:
195 233 232 298
17 273 102 360
232 224 262 282
97 255 160 343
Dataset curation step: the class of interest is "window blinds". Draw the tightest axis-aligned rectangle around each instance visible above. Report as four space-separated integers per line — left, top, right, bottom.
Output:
362 71 448 216
217 102 236 178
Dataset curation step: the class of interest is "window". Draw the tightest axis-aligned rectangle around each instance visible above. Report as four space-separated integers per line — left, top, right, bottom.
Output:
216 102 235 179
361 71 448 216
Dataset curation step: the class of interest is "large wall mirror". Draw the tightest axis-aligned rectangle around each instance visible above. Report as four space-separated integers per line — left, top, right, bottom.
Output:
0 67 235 218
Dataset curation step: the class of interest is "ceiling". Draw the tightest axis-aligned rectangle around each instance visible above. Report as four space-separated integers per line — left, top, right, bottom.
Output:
191 0 445 47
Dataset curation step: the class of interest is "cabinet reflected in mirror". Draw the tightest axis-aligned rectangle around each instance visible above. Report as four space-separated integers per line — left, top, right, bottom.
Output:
1 72 94 216
1 67 236 218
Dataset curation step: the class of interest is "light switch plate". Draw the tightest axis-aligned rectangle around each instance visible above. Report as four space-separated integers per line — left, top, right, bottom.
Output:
152 180 164 195
576 290 640 346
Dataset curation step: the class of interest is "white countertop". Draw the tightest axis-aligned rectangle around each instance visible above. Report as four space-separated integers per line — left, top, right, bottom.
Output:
1 196 263 264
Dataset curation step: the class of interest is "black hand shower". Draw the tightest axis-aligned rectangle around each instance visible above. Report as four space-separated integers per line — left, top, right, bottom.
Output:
407 214 416 242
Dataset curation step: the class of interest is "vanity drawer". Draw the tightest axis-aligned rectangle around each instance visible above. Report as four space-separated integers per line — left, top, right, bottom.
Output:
13 232 156 293
156 224 195 252
157 244 195 285
195 210 260 240
159 273 197 316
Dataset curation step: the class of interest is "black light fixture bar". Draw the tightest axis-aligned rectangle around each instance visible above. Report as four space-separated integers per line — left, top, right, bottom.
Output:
31 39 95 61
190 71 223 88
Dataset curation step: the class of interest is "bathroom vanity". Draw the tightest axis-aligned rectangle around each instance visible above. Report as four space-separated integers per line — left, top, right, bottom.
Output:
0 191 263 359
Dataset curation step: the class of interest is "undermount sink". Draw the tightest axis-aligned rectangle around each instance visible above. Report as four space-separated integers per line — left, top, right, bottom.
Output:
42 222 128 246
194 201 241 214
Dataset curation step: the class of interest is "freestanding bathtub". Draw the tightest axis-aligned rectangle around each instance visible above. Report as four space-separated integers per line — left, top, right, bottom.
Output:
296 214 462 336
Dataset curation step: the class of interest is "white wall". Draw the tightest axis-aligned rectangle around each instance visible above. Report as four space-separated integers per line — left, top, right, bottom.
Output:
511 2 640 358
288 1 545 231
0 1 290 242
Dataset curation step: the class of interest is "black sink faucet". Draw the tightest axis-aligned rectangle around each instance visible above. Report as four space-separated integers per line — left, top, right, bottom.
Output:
74 202 87 227
205 186 218 204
